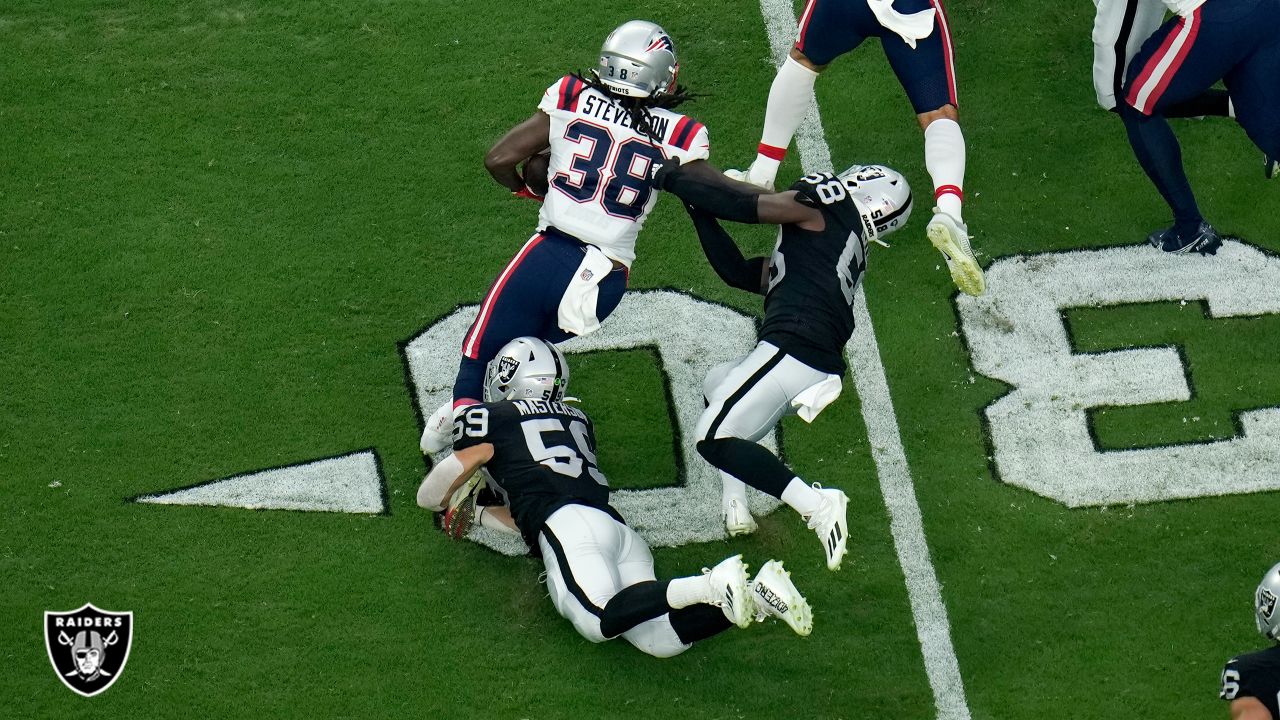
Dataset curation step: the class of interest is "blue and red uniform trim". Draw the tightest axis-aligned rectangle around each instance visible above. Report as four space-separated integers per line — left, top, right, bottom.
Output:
556 75 585 112
670 116 704 151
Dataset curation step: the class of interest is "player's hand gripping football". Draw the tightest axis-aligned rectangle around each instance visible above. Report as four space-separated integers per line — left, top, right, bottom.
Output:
438 473 486 539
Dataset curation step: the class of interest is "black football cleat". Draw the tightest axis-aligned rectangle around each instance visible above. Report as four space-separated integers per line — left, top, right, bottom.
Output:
1147 222 1222 256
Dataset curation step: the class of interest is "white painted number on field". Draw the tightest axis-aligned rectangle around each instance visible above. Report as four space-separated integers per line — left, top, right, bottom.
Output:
958 241 1280 507
403 290 782 556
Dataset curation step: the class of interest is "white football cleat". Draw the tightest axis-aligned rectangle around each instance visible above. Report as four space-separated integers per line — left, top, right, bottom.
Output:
724 165 775 191
704 554 753 629
926 210 985 297
420 401 457 455
805 485 850 571
723 499 758 537
751 560 813 636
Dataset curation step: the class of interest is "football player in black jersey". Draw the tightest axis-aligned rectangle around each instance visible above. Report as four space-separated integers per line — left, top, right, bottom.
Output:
646 160 911 571
416 336 814 657
1222 562 1280 719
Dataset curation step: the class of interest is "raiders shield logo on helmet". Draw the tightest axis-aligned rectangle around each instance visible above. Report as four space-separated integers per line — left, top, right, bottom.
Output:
496 356 520 384
1260 588 1278 622
44 603 133 697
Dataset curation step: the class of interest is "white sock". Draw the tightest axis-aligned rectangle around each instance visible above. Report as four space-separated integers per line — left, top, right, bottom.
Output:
720 471 749 509
924 118 966 222
667 575 712 609
781 477 822 517
752 56 819 182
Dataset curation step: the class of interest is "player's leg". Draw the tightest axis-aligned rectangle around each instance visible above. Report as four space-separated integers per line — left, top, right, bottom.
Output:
1221 14 1280 178
595 521 754 656
879 0 983 296
695 343 851 570
703 358 758 536
537 505 627 644
1119 5 1249 253
729 0 865 189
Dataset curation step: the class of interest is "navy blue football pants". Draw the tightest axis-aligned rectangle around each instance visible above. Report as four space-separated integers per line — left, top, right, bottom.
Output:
795 0 958 113
1120 0 1280 231
453 229 627 403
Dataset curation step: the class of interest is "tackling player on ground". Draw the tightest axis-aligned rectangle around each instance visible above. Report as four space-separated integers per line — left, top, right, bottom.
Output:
1111 0 1280 254
647 157 912 570
1221 562 1280 719
421 20 717 454
417 337 813 656
725 0 980 296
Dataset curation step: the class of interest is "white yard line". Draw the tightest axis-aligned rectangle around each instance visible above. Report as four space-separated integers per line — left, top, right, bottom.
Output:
753 2 972 718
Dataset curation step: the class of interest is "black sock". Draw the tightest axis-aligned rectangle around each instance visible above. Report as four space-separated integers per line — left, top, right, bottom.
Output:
669 604 734 645
599 580 672 639
1165 88 1231 119
697 437 792 498
1119 104 1203 235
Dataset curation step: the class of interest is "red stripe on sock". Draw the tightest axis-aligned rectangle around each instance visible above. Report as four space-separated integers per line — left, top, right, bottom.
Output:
757 143 787 161
934 185 963 201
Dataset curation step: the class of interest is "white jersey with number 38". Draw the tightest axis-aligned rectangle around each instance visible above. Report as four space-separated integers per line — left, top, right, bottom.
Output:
535 75 710 268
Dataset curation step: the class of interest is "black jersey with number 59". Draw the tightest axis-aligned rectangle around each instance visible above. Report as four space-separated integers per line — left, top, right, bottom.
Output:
452 399 617 548
760 172 869 375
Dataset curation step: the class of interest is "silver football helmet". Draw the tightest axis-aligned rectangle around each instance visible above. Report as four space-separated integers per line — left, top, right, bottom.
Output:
838 164 913 245
483 337 570 404
596 20 679 99
1255 562 1280 640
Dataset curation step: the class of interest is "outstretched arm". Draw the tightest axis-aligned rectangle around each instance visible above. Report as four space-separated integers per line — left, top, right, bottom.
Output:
416 444 494 512
684 204 769 295
653 160 825 230
484 111 552 192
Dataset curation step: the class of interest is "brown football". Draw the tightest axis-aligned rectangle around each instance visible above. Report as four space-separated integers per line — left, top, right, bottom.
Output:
521 152 550 196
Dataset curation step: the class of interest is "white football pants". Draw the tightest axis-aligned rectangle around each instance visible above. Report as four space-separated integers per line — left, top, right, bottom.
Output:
697 341 835 443
537 504 690 658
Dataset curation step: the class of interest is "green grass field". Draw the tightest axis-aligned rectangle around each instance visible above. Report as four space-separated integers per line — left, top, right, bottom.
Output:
4 1 1279 718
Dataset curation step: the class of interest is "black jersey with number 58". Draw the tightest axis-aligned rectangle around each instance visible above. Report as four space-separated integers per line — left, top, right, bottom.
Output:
760 172 869 375
452 399 617 548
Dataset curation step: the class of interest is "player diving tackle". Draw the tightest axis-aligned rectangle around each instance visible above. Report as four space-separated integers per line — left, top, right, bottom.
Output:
416 337 813 657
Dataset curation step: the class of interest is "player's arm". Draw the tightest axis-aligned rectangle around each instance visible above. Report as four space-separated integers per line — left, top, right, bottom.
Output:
415 443 494 512
1230 697 1271 720
652 161 825 230
484 111 552 192
683 204 770 295
476 505 519 533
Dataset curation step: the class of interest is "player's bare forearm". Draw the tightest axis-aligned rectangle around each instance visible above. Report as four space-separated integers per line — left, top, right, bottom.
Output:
484 111 551 192
684 205 768 295
477 505 520 534
1231 697 1272 720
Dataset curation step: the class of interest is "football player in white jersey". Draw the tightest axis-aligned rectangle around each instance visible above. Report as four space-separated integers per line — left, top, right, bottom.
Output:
421 20 720 454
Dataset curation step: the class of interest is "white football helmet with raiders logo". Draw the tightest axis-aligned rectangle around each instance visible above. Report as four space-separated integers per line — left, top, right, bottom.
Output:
1256 562 1280 640
596 20 679 99
483 337 570 403
837 164 913 245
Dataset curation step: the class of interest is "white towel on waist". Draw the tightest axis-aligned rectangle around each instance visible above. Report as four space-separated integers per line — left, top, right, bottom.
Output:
791 375 843 423
557 245 615 337
867 0 936 49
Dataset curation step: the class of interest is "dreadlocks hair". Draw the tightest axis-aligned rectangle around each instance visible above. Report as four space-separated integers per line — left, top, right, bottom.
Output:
572 71 696 143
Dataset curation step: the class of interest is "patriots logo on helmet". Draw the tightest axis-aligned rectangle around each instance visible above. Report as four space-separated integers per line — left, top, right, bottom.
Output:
646 34 674 53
